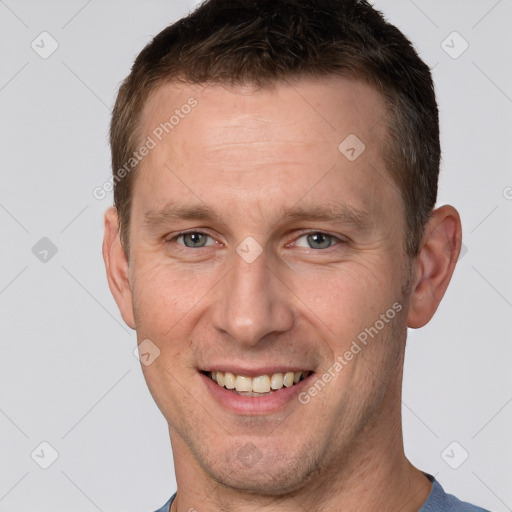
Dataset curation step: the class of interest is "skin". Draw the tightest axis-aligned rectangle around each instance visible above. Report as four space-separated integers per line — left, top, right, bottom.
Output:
103 76 462 512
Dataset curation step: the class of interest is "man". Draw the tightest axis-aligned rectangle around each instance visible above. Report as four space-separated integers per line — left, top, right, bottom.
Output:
102 1 490 510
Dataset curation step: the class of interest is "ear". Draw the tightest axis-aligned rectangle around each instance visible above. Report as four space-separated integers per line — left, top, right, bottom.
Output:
102 207 136 329
407 205 462 329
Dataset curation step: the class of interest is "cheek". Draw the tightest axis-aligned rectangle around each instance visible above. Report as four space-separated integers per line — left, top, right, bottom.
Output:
286 256 401 339
132 263 208 419
131 259 208 341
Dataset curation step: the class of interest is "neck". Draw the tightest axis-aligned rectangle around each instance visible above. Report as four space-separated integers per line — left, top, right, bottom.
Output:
170 435 430 512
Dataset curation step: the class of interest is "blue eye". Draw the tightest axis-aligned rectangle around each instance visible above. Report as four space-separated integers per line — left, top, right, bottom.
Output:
177 232 214 248
295 232 338 249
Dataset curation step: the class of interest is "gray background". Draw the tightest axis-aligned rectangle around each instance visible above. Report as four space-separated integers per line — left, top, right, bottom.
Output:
1 0 511 511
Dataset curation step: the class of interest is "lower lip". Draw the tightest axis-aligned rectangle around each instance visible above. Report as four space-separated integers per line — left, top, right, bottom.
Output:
200 372 314 415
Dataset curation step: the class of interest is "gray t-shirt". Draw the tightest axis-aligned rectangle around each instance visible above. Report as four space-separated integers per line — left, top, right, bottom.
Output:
153 475 491 512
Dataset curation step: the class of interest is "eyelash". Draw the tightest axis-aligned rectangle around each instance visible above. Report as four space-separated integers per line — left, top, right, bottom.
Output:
167 230 345 250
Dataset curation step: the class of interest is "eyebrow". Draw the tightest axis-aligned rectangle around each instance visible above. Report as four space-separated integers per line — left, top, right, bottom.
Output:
142 202 372 231
143 203 221 229
277 204 372 230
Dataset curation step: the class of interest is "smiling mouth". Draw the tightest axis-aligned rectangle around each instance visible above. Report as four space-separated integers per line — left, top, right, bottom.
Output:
201 370 313 396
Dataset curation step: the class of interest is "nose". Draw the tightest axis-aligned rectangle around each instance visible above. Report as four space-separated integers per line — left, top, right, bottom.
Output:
211 246 294 346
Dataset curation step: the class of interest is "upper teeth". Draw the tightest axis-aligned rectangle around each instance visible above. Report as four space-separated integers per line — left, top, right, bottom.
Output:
209 371 310 393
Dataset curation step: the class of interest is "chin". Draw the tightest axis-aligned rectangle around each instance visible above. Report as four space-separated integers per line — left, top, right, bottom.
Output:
210 463 313 497
197 440 322 497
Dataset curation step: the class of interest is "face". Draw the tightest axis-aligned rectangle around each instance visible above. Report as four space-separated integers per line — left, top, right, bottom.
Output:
116 77 415 495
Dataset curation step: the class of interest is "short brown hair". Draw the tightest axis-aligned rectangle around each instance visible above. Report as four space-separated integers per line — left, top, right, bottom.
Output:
110 0 439 257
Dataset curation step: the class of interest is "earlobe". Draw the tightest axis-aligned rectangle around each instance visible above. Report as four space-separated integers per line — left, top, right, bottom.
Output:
407 205 462 329
102 207 136 330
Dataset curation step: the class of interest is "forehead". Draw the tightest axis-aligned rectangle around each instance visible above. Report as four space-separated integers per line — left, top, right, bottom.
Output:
141 76 386 148
134 76 399 225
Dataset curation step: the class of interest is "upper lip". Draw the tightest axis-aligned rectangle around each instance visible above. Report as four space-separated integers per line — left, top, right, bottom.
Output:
200 366 314 377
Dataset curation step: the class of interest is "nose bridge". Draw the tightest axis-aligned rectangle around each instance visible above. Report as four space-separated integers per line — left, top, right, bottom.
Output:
212 246 293 345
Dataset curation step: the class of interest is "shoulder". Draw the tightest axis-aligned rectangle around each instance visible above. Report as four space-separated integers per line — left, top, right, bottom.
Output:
151 492 176 512
421 478 491 512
